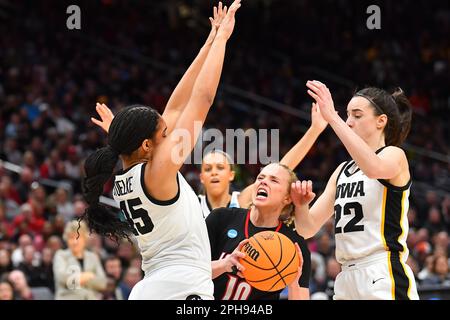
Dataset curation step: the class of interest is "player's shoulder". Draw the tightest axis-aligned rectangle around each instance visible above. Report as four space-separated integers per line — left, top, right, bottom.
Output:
206 207 247 225
378 145 406 156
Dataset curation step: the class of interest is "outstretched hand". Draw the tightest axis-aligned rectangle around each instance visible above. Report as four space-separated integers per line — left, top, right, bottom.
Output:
222 239 249 278
216 0 241 40
311 102 328 133
91 103 114 133
306 80 338 124
205 2 228 45
290 180 316 208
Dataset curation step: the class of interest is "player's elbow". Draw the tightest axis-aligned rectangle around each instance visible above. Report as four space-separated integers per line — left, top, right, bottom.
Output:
194 89 216 107
364 169 380 180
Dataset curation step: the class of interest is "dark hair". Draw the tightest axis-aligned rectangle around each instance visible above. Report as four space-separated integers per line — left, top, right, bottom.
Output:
82 105 160 241
354 87 412 146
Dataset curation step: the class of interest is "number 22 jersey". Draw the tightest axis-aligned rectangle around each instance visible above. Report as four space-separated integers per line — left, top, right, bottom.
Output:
334 153 411 265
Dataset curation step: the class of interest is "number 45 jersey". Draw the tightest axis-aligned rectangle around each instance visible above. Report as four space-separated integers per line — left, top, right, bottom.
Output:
113 163 212 277
334 158 411 265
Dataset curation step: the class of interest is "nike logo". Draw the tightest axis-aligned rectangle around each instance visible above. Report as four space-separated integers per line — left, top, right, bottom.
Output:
372 278 384 284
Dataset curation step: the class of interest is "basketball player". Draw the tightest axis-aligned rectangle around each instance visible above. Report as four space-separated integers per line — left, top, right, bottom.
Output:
82 0 242 300
293 80 418 299
206 163 311 300
199 103 328 218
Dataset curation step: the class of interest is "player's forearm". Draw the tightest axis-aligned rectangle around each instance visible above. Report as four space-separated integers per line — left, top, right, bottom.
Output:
288 286 309 300
164 43 213 113
280 127 322 170
294 205 320 239
190 36 227 106
212 260 227 279
328 115 388 178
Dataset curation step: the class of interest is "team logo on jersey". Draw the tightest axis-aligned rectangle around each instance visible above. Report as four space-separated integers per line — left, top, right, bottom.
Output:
227 229 238 239
242 242 260 261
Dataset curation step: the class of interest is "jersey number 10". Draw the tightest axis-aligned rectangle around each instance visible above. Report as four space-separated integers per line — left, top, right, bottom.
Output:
120 198 154 236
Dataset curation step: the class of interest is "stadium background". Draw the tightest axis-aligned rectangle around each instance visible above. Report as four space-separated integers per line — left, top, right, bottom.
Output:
0 0 448 300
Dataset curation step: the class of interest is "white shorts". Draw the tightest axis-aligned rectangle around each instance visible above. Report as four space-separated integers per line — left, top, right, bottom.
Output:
128 265 214 300
334 251 419 300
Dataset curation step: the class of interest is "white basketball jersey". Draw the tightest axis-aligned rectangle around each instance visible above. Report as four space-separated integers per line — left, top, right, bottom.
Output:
198 191 241 218
113 163 212 276
334 159 411 265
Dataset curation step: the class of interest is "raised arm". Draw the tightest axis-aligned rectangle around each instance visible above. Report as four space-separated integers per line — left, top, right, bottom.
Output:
147 0 242 198
280 102 327 169
90 3 228 135
292 163 345 239
162 2 228 134
306 80 407 180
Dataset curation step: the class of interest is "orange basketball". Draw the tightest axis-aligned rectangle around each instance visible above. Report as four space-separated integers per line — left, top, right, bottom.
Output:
239 231 299 292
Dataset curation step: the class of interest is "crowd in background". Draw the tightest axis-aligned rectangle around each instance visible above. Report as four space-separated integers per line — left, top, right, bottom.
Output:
0 0 449 299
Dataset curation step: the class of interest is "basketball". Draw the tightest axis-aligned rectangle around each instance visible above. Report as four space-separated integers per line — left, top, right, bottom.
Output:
239 231 299 292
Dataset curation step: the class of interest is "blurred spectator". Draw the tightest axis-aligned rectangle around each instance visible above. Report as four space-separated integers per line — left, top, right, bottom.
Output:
316 232 333 260
46 235 64 253
0 279 15 300
0 249 13 276
73 200 87 220
40 247 55 292
87 233 108 261
53 221 106 300
418 255 435 282
15 168 34 203
421 255 450 286
17 244 42 287
0 176 20 219
323 258 341 299
8 270 33 300
11 234 33 267
118 267 142 300
309 251 326 293
53 188 74 223
104 256 122 283
424 207 445 236
433 232 450 257
102 276 124 300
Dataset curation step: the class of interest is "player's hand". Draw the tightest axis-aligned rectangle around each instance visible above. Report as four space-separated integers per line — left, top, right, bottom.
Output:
306 80 338 124
290 180 316 208
287 242 303 288
216 0 241 40
311 102 328 133
205 2 228 45
91 103 114 133
222 239 248 278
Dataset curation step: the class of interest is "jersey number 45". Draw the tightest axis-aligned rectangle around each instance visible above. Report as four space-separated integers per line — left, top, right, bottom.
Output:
120 198 154 236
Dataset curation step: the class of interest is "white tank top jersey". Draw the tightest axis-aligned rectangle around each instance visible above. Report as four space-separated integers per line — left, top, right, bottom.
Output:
112 163 212 276
198 191 241 218
334 154 411 265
